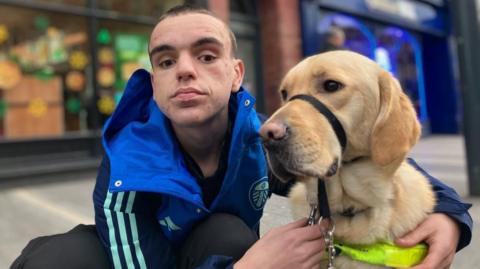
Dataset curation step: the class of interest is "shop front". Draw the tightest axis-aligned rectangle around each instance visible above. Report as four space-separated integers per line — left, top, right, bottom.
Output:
0 0 184 178
301 0 459 135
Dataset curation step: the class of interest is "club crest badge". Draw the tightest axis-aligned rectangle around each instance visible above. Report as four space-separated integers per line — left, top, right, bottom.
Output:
249 177 269 210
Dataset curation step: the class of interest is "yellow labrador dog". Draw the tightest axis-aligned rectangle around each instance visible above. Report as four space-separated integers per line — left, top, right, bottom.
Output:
259 51 435 269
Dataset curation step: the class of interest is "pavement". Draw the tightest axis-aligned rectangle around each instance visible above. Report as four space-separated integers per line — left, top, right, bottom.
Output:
0 135 478 268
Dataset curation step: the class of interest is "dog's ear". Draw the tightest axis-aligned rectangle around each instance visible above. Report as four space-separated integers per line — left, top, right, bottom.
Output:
371 71 421 166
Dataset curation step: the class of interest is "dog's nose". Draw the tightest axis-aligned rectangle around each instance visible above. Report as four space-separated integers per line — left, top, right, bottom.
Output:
260 120 288 141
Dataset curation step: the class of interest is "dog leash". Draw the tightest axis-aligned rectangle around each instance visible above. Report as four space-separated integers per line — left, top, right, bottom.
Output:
288 94 347 269
307 179 336 269
320 180 336 269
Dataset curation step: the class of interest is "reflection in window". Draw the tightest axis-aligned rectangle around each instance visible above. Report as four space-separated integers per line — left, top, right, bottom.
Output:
376 27 427 122
316 13 376 58
0 6 91 139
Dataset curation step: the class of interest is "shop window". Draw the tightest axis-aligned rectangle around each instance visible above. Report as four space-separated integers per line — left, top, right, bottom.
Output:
0 5 91 139
316 13 376 58
315 12 427 123
97 0 183 18
95 20 152 124
376 27 427 122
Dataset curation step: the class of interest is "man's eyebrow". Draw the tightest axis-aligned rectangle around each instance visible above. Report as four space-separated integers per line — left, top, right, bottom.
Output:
191 37 224 50
149 37 224 59
149 44 175 59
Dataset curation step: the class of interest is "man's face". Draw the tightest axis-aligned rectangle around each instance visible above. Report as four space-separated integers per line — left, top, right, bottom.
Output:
149 13 244 128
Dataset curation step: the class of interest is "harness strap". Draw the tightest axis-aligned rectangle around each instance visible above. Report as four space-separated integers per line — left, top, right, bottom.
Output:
333 241 428 268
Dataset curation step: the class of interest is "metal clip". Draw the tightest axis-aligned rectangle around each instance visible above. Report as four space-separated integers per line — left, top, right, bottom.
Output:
307 205 335 267
325 221 336 269
308 205 319 226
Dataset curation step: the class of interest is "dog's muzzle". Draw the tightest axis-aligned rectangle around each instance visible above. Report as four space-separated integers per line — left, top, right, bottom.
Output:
288 94 347 153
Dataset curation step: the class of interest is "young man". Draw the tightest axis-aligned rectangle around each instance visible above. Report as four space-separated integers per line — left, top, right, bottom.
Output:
12 5 472 269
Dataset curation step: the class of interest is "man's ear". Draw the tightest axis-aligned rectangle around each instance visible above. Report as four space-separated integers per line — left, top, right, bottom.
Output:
231 59 244 93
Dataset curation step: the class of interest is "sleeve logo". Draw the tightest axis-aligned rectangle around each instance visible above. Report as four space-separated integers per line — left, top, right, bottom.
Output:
249 177 269 210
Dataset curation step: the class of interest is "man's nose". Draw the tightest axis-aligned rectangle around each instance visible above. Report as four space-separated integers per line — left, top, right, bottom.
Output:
259 119 288 141
176 53 196 81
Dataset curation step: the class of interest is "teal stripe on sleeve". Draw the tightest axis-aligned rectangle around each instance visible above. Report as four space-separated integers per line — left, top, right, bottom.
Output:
126 192 147 269
115 192 135 269
104 192 122 269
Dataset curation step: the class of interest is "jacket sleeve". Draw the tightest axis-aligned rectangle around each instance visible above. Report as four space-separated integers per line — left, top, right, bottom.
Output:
93 156 177 268
407 158 473 251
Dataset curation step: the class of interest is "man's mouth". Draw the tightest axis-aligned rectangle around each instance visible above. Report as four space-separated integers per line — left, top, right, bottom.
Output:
172 87 205 102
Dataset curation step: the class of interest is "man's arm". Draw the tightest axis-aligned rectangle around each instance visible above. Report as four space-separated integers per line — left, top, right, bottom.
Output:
93 156 177 268
393 159 472 268
407 158 473 251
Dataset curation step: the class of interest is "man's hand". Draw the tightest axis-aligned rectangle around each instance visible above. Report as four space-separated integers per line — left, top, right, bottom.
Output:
395 213 460 269
234 218 326 269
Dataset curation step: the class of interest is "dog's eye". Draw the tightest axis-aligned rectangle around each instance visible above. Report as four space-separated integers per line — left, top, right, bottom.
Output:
323 80 343 92
280 89 288 100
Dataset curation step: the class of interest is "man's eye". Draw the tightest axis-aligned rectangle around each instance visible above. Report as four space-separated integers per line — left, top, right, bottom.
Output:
159 59 175 69
199 54 216 63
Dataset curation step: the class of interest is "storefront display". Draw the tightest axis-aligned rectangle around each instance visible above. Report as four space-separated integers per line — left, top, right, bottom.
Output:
0 60 22 90
66 71 86 92
3 75 64 138
0 1 180 140
93 21 152 121
0 5 91 138
97 95 115 115
0 24 9 44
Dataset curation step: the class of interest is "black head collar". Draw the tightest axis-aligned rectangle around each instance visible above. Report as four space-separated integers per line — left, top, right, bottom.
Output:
288 94 347 153
287 94 348 220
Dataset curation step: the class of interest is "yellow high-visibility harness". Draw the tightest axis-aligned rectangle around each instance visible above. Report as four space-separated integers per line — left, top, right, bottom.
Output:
331 241 428 268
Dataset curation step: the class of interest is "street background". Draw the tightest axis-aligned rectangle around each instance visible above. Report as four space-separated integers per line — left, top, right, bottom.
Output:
0 135 478 268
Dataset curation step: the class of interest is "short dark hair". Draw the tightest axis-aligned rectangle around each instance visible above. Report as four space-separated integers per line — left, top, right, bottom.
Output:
156 4 238 57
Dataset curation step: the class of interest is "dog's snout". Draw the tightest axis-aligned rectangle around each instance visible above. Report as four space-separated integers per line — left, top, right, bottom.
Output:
260 120 288 142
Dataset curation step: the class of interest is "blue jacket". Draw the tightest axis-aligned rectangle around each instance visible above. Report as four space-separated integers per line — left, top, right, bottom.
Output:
94 69 268 268
94 69 472 269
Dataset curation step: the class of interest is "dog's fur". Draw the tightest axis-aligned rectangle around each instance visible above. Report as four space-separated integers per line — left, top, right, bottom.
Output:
260 51 435 269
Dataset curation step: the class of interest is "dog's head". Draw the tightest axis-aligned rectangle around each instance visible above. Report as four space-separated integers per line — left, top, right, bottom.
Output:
259 50 420 182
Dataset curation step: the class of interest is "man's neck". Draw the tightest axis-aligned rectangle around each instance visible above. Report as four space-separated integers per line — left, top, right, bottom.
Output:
173 112 229 177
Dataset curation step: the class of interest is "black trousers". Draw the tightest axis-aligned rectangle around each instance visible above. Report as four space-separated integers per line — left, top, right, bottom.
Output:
11 213 258 269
